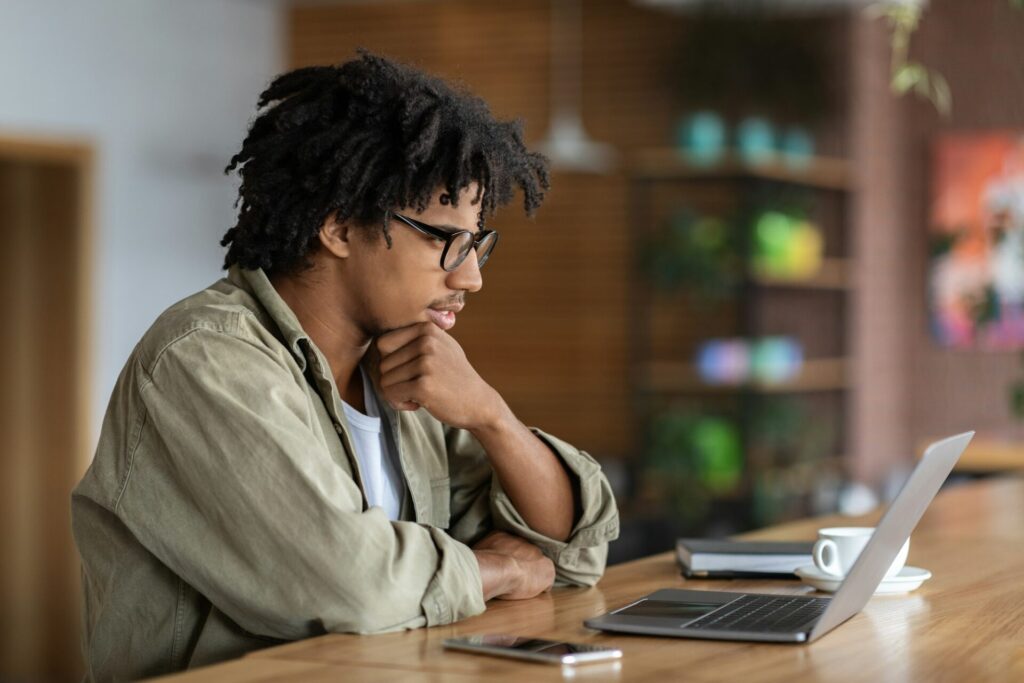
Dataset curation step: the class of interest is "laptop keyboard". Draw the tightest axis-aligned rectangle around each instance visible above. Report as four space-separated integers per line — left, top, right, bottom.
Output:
686 595 830 634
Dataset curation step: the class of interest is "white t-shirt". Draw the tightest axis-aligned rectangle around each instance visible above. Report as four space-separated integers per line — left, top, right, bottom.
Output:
341 368 405 520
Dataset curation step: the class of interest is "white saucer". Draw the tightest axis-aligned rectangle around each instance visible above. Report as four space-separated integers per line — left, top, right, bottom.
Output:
794 565 932 594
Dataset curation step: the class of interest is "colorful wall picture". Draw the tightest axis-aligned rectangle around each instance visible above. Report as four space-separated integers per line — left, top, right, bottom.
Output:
930 132 1024 349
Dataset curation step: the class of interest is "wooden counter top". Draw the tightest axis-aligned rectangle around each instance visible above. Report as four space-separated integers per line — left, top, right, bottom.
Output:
157 476 1024 682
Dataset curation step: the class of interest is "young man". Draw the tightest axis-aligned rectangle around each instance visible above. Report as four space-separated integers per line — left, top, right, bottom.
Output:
71 52 619 681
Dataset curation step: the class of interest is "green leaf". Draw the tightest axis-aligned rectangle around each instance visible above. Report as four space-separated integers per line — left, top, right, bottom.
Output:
931 72 952 117
892 63 925 94
913 71 931 97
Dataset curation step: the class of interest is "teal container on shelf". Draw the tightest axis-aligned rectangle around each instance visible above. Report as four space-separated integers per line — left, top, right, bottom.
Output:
780 126 815 169
749 337 804 385
736 116 776 166
674 111 726 166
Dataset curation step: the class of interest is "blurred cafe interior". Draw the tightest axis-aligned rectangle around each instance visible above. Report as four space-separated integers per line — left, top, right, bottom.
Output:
2 0 1024 679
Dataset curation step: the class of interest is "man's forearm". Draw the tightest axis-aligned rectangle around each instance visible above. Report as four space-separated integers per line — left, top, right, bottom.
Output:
472 533 556 601
469 400 578 541
473 549 518 601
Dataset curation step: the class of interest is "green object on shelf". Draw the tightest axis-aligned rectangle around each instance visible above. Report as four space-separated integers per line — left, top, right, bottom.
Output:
692 417 743 494
647 411 742 498
752 211 792 276
644 208 738 300
644 397 840 530
751 210 823 280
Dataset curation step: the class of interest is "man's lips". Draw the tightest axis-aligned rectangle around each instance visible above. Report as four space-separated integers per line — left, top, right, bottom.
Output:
426 303 463 330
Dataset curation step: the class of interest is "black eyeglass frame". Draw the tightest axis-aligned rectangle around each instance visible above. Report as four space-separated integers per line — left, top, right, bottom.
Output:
389 211 499 272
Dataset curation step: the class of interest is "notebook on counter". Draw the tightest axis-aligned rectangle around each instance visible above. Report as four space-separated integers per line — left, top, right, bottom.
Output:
676 538 814 579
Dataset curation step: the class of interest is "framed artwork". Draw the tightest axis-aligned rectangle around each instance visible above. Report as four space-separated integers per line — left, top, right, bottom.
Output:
929 132 1024 349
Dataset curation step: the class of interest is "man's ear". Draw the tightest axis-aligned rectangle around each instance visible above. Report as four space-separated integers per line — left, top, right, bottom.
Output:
318 214 352 259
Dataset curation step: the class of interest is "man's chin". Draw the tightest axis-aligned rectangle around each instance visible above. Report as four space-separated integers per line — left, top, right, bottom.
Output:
371 317 427 338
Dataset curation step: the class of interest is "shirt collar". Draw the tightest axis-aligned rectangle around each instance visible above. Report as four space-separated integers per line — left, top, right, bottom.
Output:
228 265 314 371
226 267 399 433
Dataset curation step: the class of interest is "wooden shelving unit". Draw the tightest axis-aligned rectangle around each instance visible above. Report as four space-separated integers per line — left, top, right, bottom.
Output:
629 147 855 533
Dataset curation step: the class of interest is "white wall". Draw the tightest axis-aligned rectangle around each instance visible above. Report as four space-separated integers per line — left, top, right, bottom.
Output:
0 0 283 440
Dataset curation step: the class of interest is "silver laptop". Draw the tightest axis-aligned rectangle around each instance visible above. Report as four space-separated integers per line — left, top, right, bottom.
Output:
585 432 973 643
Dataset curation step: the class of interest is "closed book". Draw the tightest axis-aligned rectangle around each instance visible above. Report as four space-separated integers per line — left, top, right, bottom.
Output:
676 538 814 576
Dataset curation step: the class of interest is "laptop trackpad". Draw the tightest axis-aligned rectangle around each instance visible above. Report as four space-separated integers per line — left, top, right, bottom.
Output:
613 599 722 625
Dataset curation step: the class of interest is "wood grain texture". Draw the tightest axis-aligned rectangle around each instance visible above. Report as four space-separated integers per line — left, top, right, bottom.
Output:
151 476 1024 682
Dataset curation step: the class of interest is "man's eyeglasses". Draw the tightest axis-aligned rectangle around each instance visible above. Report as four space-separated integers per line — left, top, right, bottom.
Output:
389 211 499 272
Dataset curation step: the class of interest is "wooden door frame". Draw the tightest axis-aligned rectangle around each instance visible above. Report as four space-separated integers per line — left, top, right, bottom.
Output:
0 132 95 680
0 133 95 473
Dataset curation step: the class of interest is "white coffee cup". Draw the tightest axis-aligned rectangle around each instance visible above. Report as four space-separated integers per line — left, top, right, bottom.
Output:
812 527 909 578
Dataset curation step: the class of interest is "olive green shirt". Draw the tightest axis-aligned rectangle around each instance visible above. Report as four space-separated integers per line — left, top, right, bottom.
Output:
71 267 619 682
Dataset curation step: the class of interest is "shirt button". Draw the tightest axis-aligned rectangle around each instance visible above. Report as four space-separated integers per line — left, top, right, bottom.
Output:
333 422 343 434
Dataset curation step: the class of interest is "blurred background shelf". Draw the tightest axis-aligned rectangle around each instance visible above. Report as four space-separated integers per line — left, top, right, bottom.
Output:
630 148 853 191
642 357 848 394
750 258 852 290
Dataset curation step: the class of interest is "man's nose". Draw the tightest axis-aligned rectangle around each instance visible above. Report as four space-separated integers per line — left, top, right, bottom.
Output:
446 249 483 293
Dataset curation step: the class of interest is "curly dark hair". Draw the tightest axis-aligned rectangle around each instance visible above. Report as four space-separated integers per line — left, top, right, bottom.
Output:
221 50 551 275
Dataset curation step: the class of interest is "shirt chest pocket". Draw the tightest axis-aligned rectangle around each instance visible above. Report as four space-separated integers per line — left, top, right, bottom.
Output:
428 477 451 529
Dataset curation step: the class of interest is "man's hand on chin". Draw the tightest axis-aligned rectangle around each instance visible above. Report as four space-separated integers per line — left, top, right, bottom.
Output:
372 320 577 542
373 321 509 431
471 531 556 601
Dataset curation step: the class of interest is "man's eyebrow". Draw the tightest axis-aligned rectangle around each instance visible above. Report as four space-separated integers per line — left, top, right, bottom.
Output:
439 223 480 234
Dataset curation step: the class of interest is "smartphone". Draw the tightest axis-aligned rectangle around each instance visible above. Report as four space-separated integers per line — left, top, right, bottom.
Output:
443 634 622 665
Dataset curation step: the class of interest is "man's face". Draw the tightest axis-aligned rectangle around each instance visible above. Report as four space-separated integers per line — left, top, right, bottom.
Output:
343 183 485 337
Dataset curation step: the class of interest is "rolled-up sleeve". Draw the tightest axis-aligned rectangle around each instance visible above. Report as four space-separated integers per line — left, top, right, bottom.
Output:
117 322 485 640
445 426 619 587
